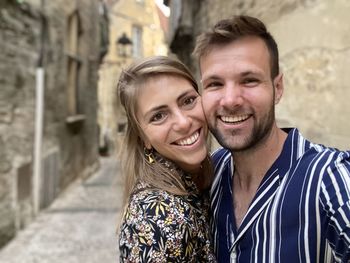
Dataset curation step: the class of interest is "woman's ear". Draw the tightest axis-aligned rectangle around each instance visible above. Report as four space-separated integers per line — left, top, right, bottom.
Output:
274 73 284 104
141 136 152 150
144 141 152 150
139 131 152 149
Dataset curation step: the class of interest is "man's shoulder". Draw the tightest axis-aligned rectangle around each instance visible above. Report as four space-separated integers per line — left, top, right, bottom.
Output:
285 128 349 161
297 141 350 177
306 138 350 160
314 147 350 164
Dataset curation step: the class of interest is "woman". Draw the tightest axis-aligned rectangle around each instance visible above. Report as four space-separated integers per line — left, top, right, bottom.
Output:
117 56 216 262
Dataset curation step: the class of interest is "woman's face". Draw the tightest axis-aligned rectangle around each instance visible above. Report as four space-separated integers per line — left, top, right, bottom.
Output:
136 75 208 173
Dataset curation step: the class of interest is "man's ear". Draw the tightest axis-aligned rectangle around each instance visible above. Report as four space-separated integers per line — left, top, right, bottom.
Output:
273 73 284 104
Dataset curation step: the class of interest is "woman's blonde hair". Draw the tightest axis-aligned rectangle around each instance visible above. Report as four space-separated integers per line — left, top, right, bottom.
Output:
117 56 211 207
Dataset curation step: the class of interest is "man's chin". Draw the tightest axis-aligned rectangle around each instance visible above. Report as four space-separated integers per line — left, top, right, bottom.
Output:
213 132 253 152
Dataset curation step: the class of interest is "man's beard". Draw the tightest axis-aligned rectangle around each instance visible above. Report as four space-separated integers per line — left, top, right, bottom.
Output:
210 101 275 153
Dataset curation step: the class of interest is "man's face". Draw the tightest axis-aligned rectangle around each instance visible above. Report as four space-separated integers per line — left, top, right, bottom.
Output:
200 36 283 152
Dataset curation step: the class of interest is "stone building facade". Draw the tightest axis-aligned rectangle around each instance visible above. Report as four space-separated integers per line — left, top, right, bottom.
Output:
166 0 350 150
98 0 168 154
0 0 106 247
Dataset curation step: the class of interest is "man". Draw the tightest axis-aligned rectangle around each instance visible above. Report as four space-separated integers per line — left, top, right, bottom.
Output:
193 15 350 262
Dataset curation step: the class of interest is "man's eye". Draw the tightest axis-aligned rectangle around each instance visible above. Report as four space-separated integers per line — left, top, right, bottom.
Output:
242 78 259 86
205 81 222 89
150 112 166 122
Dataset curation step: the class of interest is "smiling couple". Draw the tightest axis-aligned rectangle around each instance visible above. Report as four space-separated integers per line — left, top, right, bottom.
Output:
117 15 350 263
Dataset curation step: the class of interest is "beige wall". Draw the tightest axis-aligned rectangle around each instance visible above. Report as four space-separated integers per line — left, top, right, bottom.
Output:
270 0 350 150
98 0 168 154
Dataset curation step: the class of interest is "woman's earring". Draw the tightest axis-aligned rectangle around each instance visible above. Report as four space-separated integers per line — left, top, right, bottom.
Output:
144 147 155 164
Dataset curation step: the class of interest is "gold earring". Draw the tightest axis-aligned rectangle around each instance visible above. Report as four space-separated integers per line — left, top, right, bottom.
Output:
144 147 155 164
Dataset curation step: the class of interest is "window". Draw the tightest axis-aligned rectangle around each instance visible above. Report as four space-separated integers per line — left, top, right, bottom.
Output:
117 122 127 134
66 10 82 118
132 25 143 58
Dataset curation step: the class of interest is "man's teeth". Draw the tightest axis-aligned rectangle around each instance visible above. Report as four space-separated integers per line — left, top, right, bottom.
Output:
221 115 249 123
177 131 199 146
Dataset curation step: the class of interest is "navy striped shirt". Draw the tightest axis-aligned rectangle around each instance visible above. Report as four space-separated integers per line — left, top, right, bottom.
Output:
210 128 350 262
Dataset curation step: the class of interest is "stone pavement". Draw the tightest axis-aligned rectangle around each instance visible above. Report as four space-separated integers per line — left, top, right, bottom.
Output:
0 157 123 263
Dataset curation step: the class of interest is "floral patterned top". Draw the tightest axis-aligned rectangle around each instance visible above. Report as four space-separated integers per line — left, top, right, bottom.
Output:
119 173 216 262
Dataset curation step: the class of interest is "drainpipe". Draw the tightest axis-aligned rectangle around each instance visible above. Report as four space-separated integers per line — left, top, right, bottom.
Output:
33 0 46 214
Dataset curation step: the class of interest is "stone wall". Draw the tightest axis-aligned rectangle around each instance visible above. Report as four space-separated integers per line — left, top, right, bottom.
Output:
0 0 40 247
0 0 102 248
167 0 350 150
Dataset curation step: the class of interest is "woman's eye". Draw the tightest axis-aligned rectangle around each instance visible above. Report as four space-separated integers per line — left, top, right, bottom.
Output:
183 96 197 106
150 112 166 122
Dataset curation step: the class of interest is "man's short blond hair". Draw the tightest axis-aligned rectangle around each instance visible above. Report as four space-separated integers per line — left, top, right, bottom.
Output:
193 15 280 79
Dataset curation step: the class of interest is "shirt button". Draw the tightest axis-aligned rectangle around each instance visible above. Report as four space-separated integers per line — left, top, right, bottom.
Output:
231 250 237 262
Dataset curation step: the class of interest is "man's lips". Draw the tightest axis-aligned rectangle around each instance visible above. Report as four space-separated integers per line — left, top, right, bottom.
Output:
220 114 250 124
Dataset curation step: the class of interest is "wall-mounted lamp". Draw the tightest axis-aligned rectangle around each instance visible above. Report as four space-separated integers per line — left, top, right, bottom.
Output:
116 32 132 58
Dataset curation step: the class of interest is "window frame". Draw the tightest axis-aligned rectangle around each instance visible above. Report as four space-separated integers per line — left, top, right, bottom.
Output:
65 9 85 126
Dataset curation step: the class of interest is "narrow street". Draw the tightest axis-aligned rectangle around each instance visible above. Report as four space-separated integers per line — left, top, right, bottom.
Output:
0 157 122 263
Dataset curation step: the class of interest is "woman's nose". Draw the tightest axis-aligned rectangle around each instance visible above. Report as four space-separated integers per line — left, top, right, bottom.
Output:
173 111 191 131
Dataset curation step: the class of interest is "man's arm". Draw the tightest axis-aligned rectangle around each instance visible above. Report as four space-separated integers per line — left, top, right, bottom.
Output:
320 151 350 261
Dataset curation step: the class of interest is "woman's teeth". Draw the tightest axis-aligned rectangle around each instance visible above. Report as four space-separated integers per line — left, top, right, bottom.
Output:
176 131 199 146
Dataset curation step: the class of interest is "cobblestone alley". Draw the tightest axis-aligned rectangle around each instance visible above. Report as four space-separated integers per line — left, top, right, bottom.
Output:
0 157 122 263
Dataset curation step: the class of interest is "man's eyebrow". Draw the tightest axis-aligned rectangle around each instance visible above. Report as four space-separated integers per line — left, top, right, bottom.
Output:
240 70 262 77
201 75 222 82
202 70 262 82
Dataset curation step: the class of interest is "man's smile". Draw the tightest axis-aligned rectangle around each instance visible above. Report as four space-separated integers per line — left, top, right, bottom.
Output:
219 114 251 124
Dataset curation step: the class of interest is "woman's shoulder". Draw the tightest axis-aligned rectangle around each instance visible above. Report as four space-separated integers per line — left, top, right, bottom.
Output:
119 184 214 262
129 182 188 210
122 181 198 225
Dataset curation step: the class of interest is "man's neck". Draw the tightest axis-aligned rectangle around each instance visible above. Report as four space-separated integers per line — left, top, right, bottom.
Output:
232 126 288 191
231 126 288 228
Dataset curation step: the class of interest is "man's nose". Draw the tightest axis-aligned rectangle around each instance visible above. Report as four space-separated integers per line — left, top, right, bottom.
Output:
220 84 243 108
